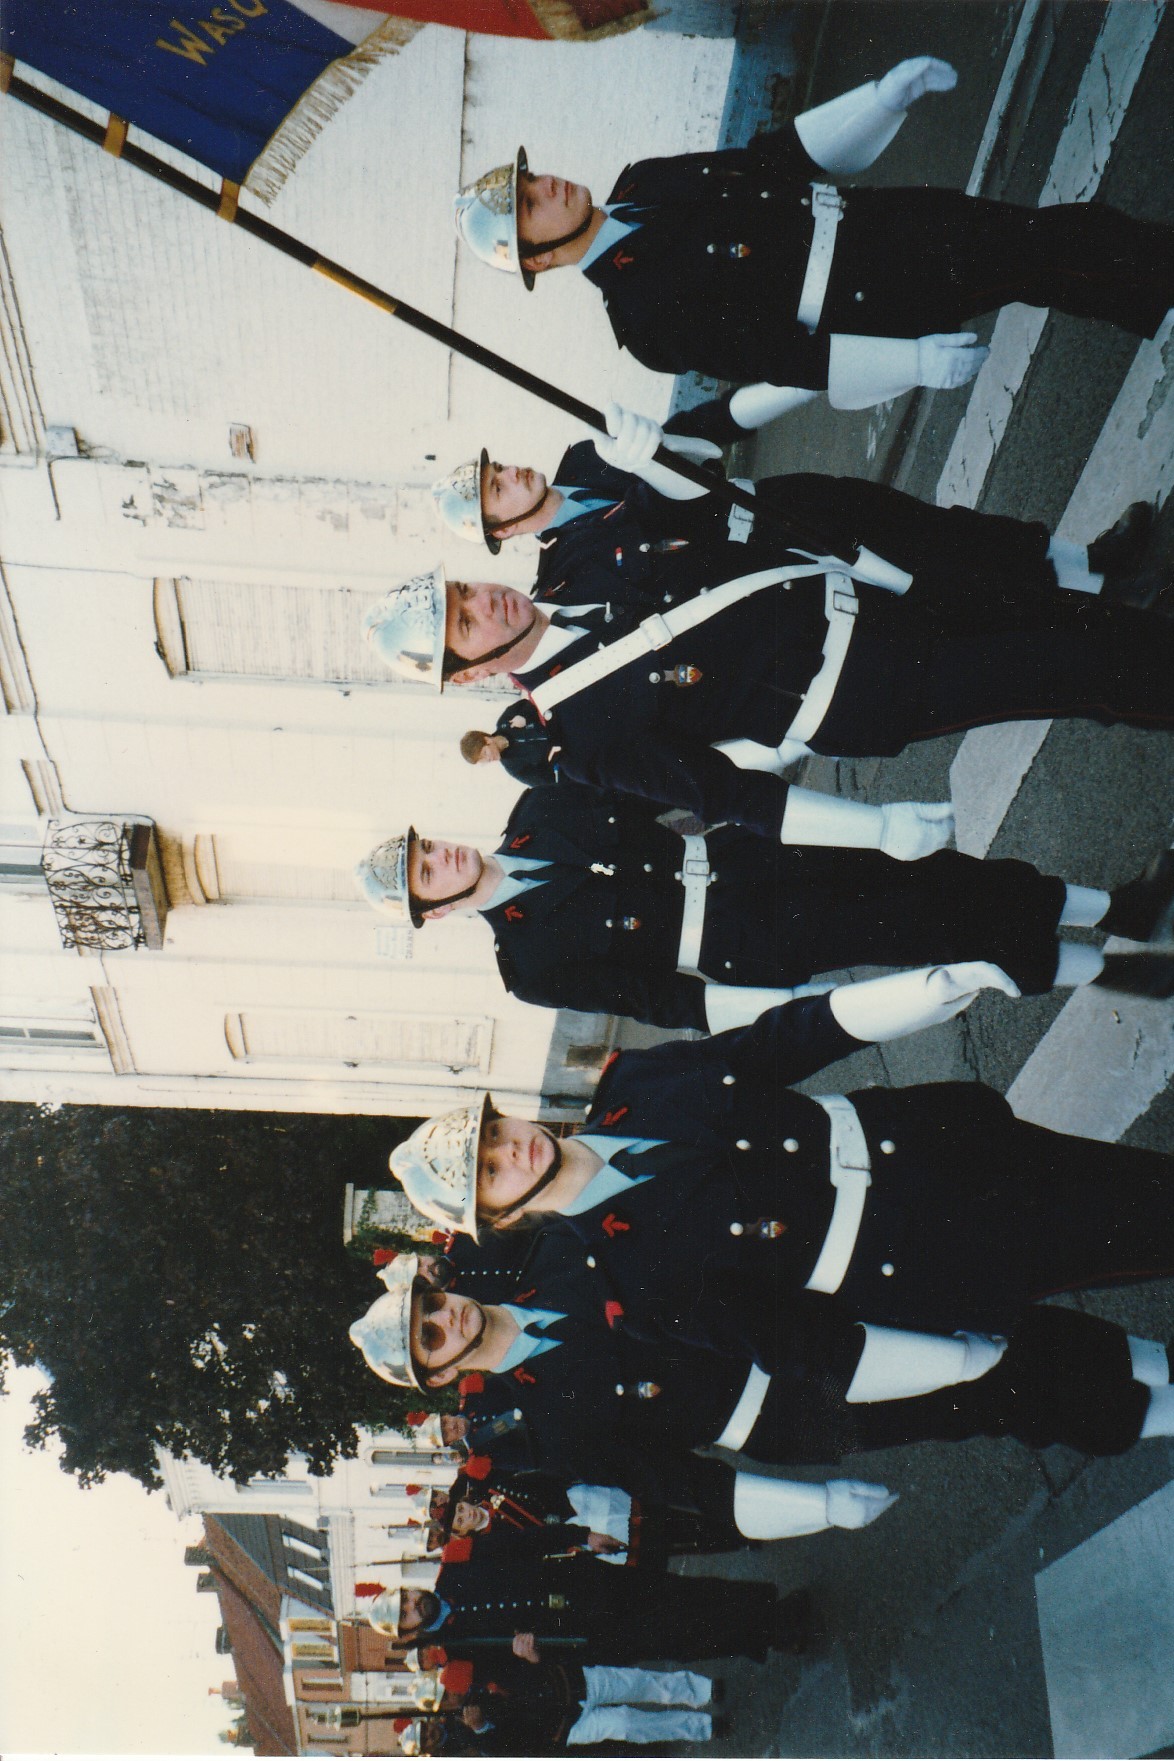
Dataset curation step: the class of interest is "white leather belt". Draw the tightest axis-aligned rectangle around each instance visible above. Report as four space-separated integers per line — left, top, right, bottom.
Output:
804 1094 871 1295
796 183 845 332
675 834 711 976
714 1362 771 1451
784 573 858 748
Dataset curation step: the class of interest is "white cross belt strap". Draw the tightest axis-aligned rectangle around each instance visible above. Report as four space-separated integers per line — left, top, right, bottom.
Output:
714 1362 772 1451
530 560 836 721
675 834 711 975
797 183 846 333
784 575 858 747
804 1094 872 1295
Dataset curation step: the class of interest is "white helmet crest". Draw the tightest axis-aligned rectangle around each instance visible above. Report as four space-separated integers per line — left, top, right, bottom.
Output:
363 567 447 689
453 147 534 291
391 1095 489 1242
355 831 421 927
432 450 499 554
349 1254 421 1389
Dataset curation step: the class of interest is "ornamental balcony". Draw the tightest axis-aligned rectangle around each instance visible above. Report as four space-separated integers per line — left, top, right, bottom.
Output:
42 817 168 953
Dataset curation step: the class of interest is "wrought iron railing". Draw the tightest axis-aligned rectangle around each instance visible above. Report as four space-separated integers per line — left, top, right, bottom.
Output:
42 818 162 952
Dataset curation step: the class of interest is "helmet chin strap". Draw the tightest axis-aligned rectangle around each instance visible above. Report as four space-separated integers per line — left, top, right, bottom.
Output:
481 1133 564 1224
419 1304 488 1384
519 205 596 265
487 482 551 542
462 605 540 672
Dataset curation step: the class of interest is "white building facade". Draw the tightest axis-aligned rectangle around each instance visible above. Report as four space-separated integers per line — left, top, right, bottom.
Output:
0 25 734 1115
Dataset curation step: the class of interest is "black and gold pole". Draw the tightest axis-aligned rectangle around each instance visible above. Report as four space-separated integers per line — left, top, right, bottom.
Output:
1 62 827 545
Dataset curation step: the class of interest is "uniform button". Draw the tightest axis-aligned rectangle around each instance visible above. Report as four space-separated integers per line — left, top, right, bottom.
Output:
607 816 616 825
724 960 733 971
854 290 865 302
722 1073 735 1086
880 1140 895 1155
644 862 653 873
615 1384 624 1396
882 1262 895 1277
649 671 661 683
663 593 673 604
706 244 715 254
701 165 710 174
783 1137 799 1153
760 190 770 198
801 195 811 207
736 1138 751 1151
639 542 649 553
729 1222 744 1236
585 1255 596 1268
605 918 614 929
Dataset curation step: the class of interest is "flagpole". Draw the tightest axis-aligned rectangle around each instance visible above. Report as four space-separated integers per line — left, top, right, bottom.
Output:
1 66 837 548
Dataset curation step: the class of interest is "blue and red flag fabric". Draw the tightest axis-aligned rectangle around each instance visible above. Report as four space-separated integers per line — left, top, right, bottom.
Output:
1 0 652 200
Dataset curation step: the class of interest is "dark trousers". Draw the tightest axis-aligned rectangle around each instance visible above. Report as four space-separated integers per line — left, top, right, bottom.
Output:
843 1083 1174 1332
706 845 1066 995
814 597 1174 756
829 191 1174 340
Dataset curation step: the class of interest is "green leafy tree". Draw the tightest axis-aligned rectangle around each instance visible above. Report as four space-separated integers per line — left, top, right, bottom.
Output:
0 1102 442 1488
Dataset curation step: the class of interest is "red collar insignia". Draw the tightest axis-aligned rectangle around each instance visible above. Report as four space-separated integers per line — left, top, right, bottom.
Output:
604 1300 625 1328
504 904 525 922
509 833 532 851
612 249 634 271
602 1212 630 1238
458 1372 485 1397
600 1105 629 1127
513 1366 537 1385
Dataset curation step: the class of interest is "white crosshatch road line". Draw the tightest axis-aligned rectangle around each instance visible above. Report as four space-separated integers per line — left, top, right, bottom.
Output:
936 5 1172 1143
947 1 1165 862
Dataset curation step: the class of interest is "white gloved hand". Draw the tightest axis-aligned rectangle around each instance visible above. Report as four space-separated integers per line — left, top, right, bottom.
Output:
825 1479 899 1529
917 332 988 390
954 1332 1008 1382
925 961 1022 1011
876 56 958 113
595 401 664 472
878 801 955 860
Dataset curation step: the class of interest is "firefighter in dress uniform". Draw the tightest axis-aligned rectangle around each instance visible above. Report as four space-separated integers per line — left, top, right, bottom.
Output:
452 58 1174 405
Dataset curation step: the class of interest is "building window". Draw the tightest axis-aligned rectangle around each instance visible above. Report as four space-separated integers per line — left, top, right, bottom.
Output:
195 830 362 906
0 821 47 895
225 1010 492 1073
283 1533 325 1561
288 1564 327 1593
0 996 105 1055
153 577 519 697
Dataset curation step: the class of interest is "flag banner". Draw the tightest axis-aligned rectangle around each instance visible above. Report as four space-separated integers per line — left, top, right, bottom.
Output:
2 0 653 204
0 1 420 203
334 0 653 39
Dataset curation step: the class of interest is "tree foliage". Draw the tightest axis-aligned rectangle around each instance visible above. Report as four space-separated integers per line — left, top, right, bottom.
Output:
0 1102 435 1488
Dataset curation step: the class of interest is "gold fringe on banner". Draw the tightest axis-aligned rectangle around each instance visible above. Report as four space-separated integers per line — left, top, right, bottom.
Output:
525 0 656 40
243 18 422 205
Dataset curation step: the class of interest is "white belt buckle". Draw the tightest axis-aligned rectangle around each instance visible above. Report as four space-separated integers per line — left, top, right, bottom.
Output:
832 584 858 619
811 183 845 218
805 1096 871 1296
683 856 711 879
640 612 674 650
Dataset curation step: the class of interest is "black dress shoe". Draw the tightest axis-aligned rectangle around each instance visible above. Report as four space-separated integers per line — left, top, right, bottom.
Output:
1088 500 1156 575
1103 851 1174 942
1095 950 1174 1000
770 1587 815 1655
1101 565 1174 614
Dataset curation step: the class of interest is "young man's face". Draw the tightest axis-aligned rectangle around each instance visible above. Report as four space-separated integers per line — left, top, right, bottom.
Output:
410 1288 486 1385
477 1114 560 1217
518 170 593 254
440 1414 469 1446
398 1586 441 1637
451 1500 491 1536
481 461 548 538
444 581 536 666
407 838 483 909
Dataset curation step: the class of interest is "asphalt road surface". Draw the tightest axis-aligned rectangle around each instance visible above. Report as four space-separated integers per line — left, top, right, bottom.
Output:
637 6 1174 1755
